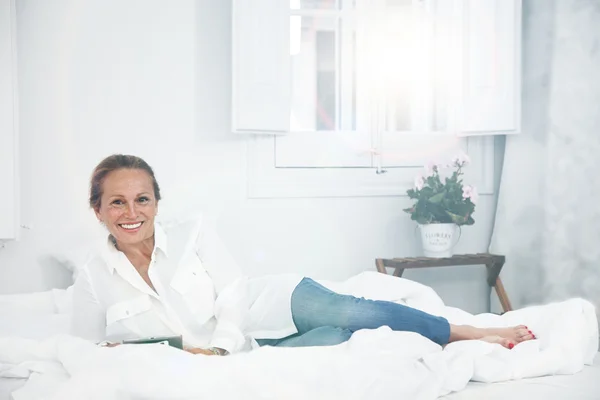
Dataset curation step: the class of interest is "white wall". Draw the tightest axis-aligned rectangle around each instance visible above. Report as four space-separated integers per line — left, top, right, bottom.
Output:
0 0 504 315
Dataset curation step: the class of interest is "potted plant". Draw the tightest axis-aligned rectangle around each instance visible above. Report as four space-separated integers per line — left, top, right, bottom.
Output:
403 154 477 258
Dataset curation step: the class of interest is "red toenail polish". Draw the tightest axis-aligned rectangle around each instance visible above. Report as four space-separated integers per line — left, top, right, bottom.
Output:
509 343 514 349
528 330 532 334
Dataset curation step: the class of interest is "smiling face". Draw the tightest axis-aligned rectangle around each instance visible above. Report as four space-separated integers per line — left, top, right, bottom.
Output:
94 168 158 246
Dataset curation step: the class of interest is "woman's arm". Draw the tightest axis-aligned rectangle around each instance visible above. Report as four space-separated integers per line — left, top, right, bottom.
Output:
71 267 106 343
196 219 248 354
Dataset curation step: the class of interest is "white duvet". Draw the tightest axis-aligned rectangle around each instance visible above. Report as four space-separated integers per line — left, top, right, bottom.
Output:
0 272 597 400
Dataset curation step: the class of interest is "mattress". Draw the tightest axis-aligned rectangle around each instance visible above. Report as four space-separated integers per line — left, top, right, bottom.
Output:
2 356 598 400
0 378 24 400
443 352 600 399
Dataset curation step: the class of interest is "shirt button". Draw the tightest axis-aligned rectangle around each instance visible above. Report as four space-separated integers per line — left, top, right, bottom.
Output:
125 310 130 315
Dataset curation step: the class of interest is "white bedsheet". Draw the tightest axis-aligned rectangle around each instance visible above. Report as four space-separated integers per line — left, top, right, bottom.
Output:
0 378 24 400
0 272 597 400
443 354 600 399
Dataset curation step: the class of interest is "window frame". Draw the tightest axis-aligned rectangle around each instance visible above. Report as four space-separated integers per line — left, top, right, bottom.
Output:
247 134 494 198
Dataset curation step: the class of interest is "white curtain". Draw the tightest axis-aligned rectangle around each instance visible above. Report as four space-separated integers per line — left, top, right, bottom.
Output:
490 0 600 315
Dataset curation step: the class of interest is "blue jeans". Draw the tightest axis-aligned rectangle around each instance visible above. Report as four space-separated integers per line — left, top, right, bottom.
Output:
256 277 450 348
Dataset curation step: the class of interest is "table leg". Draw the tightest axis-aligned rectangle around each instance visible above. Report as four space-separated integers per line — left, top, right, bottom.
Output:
375 259 387 274
485 262 504 287
393 268 405 277
494 277 513 313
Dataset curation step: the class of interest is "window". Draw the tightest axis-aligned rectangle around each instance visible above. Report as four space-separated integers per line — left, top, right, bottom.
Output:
289 1 356 133
281 0 369 168
279 0 461 169
233 0 521 198
289 12 354 132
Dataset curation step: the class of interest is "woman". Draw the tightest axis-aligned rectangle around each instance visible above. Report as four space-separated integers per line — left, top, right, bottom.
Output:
72 154 536 356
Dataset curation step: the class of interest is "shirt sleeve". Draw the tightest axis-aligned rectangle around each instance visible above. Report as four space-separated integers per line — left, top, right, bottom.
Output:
71 267 107 343
195 219 248 353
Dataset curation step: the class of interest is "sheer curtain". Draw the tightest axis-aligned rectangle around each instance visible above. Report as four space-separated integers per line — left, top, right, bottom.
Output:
490 0 600 316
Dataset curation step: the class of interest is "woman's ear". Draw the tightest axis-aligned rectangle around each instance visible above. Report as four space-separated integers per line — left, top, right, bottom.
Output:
94 207 102 222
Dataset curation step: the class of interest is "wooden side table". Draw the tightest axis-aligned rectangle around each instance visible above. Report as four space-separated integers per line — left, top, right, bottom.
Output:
375 253 513 313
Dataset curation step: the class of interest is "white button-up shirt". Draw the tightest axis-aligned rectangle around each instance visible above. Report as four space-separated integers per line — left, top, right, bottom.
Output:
71 215 301 353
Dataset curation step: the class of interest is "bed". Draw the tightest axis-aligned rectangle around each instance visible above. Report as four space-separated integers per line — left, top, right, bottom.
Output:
2 347 597 400
0 274 598 400
0 290 71 400
445 355 600 399
0 379 23 400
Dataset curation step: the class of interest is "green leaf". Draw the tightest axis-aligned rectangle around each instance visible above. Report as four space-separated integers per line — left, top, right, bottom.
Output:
428 192 445 204
415 215 430 224
445 210 468 225
420 186 433 196
449 202 473 216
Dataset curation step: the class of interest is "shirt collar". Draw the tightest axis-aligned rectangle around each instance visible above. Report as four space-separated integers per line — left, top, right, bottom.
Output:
153 222 169 257
103 222 168 274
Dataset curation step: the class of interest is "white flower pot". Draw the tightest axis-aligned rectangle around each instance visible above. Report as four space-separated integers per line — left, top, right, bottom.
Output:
418 223 460 258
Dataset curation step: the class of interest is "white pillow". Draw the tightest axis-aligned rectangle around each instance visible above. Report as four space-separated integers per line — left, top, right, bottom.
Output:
0 312 71 340
48 223 106 284
0 291 57 315
0 288 73 316
52 287 73 315
50 247 95 283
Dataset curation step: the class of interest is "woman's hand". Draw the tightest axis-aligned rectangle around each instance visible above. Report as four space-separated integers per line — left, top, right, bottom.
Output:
185 347 228 356
97 341 121 348
185 347 217 355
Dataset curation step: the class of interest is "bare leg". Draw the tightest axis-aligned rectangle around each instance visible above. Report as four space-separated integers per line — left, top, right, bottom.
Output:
449 324 536 349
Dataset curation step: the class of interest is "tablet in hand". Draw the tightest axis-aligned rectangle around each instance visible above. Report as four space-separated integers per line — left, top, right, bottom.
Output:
122 335 183 349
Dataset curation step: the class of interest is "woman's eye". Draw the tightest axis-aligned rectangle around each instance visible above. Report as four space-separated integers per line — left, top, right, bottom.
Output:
111 199 124 206
138 197 150 204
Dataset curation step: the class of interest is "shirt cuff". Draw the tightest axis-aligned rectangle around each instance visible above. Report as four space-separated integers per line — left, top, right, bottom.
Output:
210 320 246 354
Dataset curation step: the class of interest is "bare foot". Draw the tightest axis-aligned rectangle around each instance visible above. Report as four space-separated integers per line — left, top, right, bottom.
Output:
449 324 536 344
480 335 515 349
483 325 535 343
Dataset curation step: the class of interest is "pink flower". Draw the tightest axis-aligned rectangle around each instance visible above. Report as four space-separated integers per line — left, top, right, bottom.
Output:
462 185 478 204
414 175 425 190
424 161 440 177
453 153 471 167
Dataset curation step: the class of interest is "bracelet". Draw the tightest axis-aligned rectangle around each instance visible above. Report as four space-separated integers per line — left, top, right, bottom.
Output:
207 347 228 356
